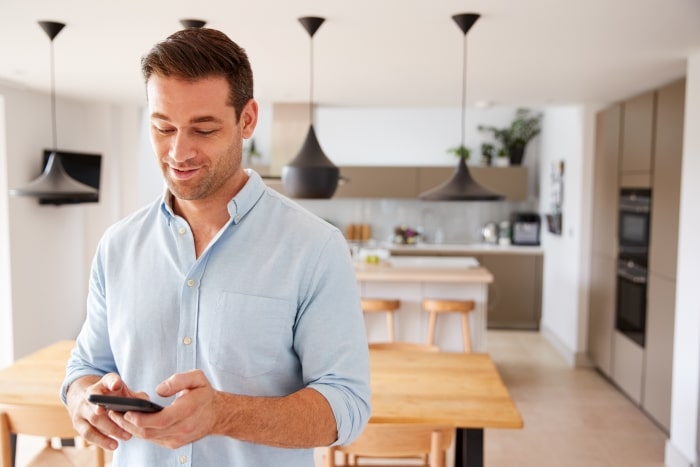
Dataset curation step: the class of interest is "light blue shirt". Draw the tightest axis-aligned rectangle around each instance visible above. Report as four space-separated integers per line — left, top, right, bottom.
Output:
62 170 371 467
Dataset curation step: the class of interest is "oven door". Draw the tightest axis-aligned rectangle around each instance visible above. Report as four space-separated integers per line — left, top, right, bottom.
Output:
615 259 648 347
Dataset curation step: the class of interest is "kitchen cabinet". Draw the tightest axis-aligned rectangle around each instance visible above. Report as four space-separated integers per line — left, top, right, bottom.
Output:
587 255 617 377
612 331 644 404
334 167 418 198
591 104 622 259
474 253 542 330
643 272 676 431
620 90 655 187
587 104 621 376
649 79 685 281
264 165 528 200
641 78 684 432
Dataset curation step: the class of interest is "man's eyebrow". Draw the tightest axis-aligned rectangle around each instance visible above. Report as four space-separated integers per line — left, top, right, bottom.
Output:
150 113 222 124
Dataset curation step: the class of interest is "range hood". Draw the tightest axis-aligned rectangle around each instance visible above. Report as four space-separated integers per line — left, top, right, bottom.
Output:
420 158 502 201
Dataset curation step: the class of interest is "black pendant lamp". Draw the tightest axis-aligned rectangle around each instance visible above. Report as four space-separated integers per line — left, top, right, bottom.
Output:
179 19 206 29
419 13 503 201
9 21 98 201
281 16 339 199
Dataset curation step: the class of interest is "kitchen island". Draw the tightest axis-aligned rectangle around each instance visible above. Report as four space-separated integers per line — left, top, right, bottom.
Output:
355 258 493 352
384 243 544 330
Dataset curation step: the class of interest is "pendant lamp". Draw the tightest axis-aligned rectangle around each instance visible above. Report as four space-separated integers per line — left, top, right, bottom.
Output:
9 21 98 201
281 16 339 199
180 19 206 29
419 13 503 201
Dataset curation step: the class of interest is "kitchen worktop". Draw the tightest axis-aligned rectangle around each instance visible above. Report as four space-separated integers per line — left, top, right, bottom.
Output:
387 242 544 256
354 261 494 283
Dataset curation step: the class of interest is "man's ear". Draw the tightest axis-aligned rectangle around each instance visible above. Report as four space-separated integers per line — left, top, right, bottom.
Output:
240 99 258 138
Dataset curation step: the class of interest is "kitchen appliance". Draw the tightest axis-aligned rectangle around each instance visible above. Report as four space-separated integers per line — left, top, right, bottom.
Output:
615 188 652 347
510 213 541 245
481 222 499 244
618 188 652 255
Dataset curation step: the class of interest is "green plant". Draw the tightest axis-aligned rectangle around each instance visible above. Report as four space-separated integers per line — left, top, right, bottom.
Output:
447 144 471 160
478 108 542 163
244 138 262 162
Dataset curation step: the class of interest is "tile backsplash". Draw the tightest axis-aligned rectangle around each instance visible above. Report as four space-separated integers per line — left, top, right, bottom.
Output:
297 198 538 245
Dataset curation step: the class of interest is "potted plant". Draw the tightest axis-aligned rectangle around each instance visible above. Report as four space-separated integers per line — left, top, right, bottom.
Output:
243 138 262 165
480 142 495 166
493 147 510 167
447 144 471 161
478 108 543 165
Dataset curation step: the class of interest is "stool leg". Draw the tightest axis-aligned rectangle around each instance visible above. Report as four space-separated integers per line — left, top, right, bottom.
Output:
427 311 437 346
461 312 471 352
387 313 395 342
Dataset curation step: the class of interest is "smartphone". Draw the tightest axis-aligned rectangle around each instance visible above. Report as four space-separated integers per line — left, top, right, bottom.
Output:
88 394 164 413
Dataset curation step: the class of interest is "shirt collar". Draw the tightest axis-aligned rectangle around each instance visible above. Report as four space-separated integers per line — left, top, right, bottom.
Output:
159 169 267 225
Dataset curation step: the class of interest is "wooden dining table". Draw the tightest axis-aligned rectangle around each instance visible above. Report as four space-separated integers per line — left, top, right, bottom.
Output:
0 340 77 466
0 341 522 467
369 348 523 467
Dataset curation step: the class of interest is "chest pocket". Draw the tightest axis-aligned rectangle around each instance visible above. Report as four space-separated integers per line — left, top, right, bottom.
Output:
208 292 294 377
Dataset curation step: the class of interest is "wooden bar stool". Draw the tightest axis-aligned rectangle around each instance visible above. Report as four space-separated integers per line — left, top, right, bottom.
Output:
360 299 401 342
422 299 475 352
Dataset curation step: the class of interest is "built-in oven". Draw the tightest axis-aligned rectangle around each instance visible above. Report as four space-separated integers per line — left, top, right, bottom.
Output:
615 188 651 347
618 188 651 254
616 255 648 347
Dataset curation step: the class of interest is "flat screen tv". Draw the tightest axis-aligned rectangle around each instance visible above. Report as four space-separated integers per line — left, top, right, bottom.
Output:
39 149 102 205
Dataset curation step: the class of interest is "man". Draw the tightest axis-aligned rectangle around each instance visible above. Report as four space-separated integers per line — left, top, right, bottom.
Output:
62 27 371 466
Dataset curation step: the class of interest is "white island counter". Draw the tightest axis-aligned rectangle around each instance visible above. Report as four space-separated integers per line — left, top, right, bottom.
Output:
354 258 493 352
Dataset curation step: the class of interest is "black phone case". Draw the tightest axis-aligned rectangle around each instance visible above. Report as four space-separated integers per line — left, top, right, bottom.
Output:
88 394 164 413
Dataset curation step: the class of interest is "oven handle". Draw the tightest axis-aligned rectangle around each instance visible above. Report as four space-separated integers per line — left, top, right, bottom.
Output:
618 269 647 284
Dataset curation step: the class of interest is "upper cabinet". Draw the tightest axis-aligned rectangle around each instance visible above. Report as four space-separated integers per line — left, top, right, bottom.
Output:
591 104 622 260
620 91 656 187
648 79 685 281
335 167 418 198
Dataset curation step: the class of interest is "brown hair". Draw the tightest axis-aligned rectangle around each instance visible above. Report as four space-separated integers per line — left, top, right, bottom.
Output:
141 28 254 120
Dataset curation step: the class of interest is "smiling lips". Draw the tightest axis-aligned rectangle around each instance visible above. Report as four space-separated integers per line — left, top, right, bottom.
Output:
169 165 200 180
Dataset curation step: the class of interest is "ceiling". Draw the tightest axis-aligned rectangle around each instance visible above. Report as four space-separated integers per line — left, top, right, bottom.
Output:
0 0 699 109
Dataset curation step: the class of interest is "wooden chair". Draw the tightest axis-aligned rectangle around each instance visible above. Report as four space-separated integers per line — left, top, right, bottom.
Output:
422 299 476 352
324 423 454 467
361 298 401 342
0 404 105 467
325 341 452 467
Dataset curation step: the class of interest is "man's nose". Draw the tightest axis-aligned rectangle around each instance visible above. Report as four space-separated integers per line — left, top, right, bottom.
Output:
169 132 194 162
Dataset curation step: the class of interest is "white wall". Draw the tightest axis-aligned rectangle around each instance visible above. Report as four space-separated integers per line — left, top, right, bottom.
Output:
317 106 517 166
0 82 143 361
666 51 700 467
0 95 13 368
536 106 597 366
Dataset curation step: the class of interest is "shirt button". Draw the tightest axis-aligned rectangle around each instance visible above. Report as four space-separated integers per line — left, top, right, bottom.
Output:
187 279 195 287
183 336 192 345
178 227 186 235
179 455 188 464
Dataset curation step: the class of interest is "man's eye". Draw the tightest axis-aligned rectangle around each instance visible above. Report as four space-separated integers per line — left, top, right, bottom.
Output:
154 126 174 135
195 129 216 136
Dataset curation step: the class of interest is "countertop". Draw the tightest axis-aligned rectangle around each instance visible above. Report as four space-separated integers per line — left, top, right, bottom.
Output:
354 261 494 283
386 242 543 256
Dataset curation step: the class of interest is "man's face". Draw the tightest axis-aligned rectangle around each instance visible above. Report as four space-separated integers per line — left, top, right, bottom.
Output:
146 74 256 201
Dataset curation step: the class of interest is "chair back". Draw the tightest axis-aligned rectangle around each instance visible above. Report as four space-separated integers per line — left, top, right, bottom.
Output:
325 423 454 467
1 404 104 467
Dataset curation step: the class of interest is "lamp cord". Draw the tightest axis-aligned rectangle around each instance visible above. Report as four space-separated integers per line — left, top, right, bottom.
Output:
460 32 467 151
49 37 57 152
309 36 314 126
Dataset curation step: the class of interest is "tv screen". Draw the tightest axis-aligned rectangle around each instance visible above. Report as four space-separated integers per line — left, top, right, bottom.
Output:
39 149 102 205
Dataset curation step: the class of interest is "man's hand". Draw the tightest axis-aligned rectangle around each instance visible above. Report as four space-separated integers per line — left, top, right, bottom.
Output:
107 369 219 449
66 373 150 451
